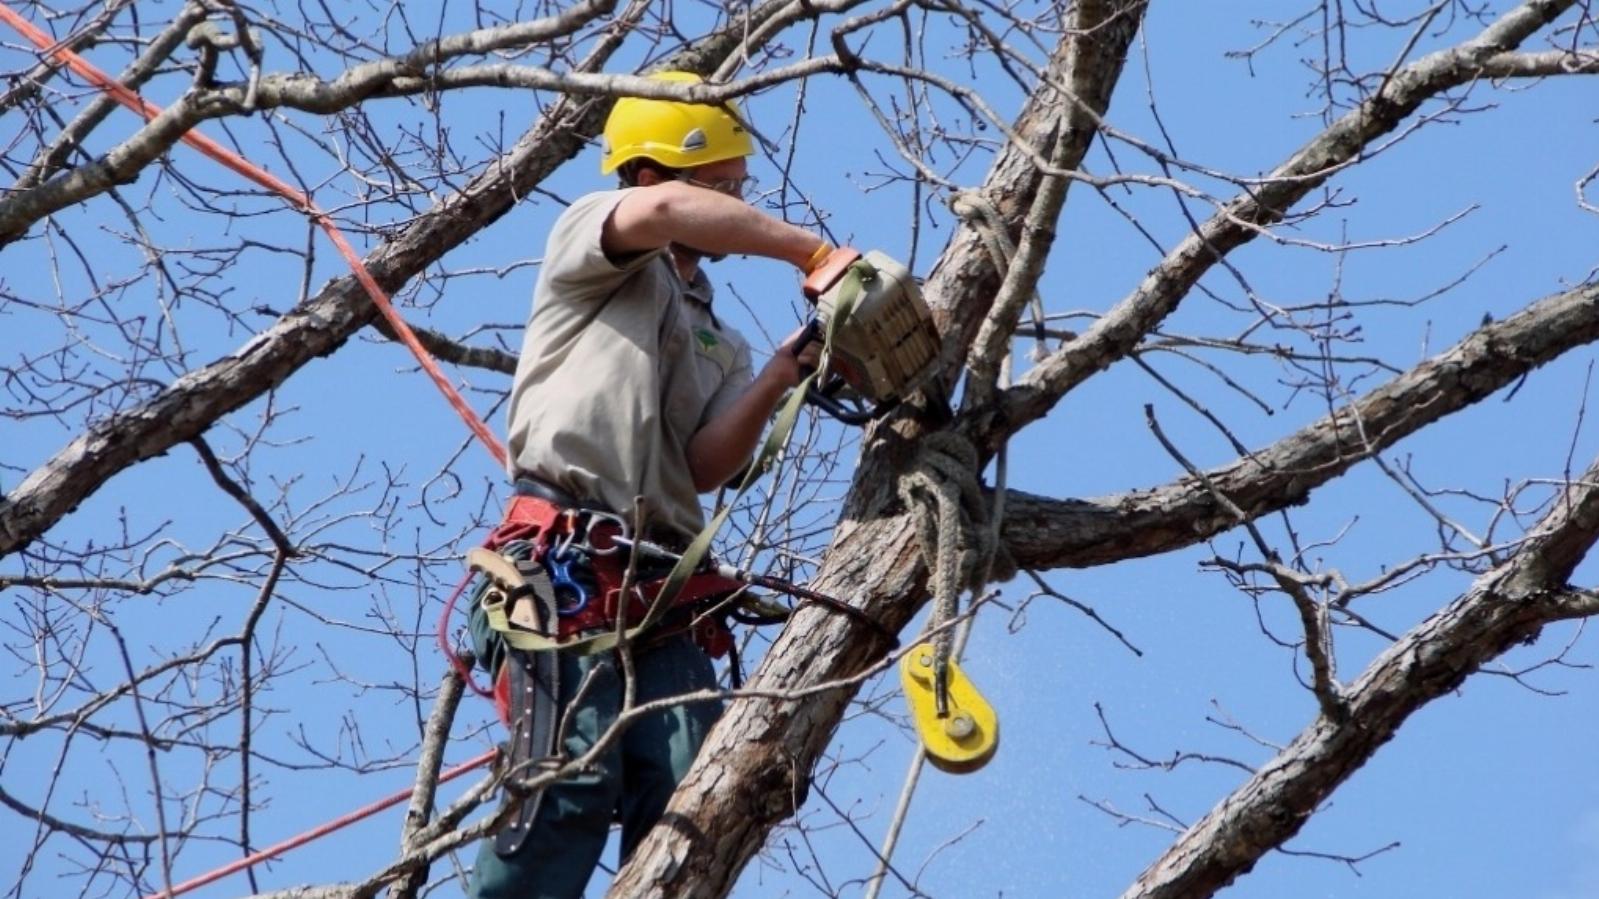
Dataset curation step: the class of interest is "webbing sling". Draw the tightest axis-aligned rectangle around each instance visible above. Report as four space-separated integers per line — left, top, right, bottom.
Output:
481 260 875 655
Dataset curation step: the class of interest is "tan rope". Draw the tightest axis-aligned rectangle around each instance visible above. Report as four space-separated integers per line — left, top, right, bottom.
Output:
951 189 1049 362
897 432 997 702
868 190 1026 897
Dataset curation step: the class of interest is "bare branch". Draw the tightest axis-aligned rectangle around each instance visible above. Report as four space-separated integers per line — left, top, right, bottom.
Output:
1124 451 1599 898
1477 46 1599 75
13 4 209 192
1000 280 1599 571
1144 406 1345 718
981 0 1585 449
390 665 467 899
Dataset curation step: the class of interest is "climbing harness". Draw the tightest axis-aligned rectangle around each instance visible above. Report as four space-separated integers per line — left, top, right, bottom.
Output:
471 494 751 658
467 492 898 691
799 249 942 425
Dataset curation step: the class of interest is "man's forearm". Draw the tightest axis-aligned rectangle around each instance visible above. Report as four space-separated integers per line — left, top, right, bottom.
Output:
606 182 823 267
685 370 792 493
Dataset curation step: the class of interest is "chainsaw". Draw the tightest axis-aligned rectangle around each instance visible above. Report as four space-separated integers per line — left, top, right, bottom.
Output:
798 248 942 425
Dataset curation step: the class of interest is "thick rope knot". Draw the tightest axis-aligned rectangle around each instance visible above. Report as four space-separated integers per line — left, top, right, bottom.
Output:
897 432 1011 694
949 189 1015 269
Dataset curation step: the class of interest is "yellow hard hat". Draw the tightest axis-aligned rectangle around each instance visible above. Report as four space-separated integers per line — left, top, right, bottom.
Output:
600 71 754 175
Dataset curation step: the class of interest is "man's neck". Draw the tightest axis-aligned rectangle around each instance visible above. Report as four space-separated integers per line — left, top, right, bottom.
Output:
667 245 701 283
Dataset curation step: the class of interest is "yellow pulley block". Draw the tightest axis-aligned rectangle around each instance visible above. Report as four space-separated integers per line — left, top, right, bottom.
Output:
899 641 999 774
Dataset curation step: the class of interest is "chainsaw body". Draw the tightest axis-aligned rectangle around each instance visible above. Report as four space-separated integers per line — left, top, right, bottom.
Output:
805 249 941 423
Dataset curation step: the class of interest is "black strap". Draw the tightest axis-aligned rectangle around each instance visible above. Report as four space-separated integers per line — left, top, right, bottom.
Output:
726 636 743 690
513 475 586 508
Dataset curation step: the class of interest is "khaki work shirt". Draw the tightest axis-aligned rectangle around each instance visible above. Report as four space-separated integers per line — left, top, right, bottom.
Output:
507 189 755 539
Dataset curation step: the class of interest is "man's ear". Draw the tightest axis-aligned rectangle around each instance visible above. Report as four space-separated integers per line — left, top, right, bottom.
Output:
633 166 663 187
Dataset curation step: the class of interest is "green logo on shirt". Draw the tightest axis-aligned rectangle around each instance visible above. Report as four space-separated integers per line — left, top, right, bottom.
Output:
692 327 735 370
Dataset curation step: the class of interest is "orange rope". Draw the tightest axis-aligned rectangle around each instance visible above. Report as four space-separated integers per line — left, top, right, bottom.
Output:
0 4 510 468
0 7 512 894
139 748 498 899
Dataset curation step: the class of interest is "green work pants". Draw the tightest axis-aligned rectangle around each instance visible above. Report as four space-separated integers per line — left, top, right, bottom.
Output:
467 636 723 899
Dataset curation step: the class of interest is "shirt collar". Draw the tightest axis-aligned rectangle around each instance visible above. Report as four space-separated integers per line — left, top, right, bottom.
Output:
662 251 716 309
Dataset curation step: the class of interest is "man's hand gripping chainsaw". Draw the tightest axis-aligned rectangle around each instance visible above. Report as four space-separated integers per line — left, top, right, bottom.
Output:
796 247 942 425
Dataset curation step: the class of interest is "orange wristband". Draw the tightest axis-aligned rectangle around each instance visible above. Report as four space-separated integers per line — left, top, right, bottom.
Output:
802 241 834 275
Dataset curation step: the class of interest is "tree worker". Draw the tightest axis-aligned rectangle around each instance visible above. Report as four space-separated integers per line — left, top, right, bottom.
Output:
466 71 846 898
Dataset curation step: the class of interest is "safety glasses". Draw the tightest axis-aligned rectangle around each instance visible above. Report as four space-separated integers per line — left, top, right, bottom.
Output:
678 172 758 199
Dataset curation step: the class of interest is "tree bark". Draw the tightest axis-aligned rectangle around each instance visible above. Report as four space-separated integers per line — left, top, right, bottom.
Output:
999 281 1599 571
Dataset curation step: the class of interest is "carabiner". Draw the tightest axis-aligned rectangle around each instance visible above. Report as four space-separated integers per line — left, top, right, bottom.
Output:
546 546 589 616
578 511 631 556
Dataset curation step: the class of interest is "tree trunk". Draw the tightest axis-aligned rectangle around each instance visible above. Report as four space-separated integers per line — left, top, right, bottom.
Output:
609 4 1150 895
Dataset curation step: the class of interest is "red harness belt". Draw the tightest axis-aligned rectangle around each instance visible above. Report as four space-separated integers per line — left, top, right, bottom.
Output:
489 492 738 646
484 495 742 724
487 495 743 643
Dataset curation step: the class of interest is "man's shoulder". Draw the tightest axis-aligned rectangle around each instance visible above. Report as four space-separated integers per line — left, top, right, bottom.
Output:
541 188 660 288
556 187 635 226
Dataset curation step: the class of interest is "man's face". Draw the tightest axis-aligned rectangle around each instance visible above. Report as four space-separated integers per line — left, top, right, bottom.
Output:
680 156 753 201
671 156 752 265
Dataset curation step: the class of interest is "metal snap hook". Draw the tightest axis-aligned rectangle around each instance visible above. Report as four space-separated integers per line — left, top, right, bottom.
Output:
546 546 589 616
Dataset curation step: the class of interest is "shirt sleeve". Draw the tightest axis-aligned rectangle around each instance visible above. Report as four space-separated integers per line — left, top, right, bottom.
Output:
540 189 661 303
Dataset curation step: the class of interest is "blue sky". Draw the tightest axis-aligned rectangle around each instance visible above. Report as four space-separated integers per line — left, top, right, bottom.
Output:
2 2 1597 898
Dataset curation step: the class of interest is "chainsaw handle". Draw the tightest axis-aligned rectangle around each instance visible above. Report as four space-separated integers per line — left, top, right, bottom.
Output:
804 380 874 425
790 318 823 360
791 317 875 425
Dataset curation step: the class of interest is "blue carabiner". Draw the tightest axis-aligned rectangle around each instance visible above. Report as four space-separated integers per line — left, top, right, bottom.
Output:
547 547 589 616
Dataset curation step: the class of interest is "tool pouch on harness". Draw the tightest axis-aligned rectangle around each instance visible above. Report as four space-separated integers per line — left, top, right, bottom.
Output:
490 565 562 854
463 540 565 857
492 644 560 857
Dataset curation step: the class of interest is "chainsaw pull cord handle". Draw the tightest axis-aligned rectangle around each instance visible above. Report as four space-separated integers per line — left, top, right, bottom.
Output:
802 246 863 301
